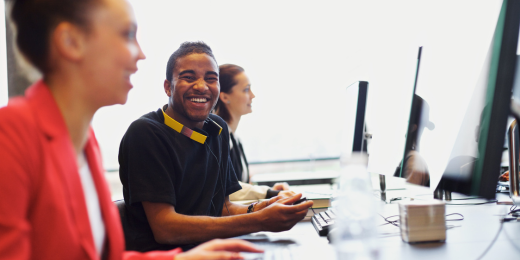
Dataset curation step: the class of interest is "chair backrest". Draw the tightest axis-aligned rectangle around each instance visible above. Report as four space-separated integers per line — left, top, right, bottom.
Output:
113 199 128 233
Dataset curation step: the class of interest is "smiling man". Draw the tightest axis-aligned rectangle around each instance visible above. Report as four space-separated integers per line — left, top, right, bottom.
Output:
118 42 313 252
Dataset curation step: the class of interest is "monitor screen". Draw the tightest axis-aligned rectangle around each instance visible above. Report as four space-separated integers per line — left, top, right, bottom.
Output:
428 0 520 199
394 47 434 186
396 93 435 187
339 81 369 159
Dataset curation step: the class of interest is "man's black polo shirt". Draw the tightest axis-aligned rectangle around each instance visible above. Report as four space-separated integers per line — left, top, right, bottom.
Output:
118 107 241 252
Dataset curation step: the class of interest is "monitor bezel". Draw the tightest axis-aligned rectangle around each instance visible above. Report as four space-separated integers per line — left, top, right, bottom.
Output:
438 0 520 199
350 81 369 153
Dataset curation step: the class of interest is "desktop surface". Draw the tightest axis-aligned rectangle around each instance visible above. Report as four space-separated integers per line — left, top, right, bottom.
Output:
377 192 520 260
250 170 407 190
240 188 520 260
251 170 339 186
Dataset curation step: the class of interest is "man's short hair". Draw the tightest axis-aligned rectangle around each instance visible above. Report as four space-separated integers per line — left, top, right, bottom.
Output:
165 41 217 83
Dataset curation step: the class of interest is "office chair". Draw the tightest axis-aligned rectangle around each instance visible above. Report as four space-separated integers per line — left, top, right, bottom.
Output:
114 199 130 238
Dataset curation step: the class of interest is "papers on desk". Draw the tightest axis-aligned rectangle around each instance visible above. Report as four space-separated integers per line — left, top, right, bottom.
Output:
232 191 331 208
231 200 259 206
303 196 331 209
399 200 446 243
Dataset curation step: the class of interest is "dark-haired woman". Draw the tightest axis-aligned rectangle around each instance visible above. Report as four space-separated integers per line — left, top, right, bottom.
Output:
214 64 295 201
0 0 260 259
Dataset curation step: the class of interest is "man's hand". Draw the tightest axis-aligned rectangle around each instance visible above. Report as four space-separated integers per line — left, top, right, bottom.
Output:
174 239 263 260
254 194 313 232
253 193 309 212
272 182 290 191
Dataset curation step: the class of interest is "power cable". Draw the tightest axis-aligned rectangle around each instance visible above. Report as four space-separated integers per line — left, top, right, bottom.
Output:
475 219 504 260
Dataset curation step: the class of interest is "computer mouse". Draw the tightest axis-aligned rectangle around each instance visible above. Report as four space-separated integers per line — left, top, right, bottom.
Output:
293 197 307 205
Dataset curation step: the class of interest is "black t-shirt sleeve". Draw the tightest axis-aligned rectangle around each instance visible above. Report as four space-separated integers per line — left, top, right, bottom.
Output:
119 120 177 206
225 155 242 196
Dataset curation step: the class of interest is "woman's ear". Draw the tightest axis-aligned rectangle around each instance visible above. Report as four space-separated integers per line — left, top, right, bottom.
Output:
219 92 229 104
51 22 87 62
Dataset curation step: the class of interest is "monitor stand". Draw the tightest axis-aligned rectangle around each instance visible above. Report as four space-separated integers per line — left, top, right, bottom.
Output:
433 188 452 201
379 174 386 202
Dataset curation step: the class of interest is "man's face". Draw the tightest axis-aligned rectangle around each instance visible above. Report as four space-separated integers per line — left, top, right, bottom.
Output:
169 53 219 124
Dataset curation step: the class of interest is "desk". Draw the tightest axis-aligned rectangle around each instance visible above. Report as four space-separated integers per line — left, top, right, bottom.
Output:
375 192 520 260
246 190 520 260
251 170 339 186
251 171 407 191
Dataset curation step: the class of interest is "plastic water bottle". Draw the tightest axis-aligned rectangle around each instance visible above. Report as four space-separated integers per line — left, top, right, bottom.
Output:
332 152 379 260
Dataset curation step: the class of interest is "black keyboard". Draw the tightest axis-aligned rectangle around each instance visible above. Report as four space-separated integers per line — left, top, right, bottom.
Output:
311 208 335 236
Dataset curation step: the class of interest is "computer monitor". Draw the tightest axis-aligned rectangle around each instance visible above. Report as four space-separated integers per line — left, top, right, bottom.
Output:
434 0 520 200
339 81 369 158
394 47 437 188
395 93 434 187
506 0 520 205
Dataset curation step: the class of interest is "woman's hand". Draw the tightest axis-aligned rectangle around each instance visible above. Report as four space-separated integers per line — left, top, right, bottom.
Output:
271 182 294 197
174 239 263 260
500 171 510 182
272 182 290 191
278 190 296 198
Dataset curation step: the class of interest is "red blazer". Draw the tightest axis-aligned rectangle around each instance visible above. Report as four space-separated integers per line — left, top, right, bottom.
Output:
0 81 182 260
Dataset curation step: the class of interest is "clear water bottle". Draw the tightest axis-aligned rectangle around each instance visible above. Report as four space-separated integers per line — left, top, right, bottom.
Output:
332 152 379 260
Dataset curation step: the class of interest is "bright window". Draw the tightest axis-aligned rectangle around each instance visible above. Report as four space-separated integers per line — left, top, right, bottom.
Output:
92 0 502 184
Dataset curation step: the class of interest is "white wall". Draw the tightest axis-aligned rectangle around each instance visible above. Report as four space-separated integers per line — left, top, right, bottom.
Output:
92 0 503 180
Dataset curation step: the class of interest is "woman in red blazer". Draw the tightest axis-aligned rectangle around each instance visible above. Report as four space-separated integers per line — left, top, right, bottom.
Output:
0 0 261 259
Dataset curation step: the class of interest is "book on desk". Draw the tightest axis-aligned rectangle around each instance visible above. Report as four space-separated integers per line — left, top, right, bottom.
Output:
232 197 331 208
232 194 331 221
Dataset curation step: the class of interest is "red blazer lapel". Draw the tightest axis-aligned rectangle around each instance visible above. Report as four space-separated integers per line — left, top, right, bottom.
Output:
84 128 125 260
48 134 99 260
27 81 98 259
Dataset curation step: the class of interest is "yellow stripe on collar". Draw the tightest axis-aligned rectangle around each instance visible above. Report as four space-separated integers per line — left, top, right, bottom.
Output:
162 109 207 144
210 119 223 135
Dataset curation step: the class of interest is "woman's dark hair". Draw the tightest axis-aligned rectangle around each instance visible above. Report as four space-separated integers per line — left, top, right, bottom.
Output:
10 0 101 73
214 64 244 123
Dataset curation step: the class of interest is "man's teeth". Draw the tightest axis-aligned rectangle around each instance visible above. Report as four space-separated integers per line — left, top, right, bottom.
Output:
190 98 207 103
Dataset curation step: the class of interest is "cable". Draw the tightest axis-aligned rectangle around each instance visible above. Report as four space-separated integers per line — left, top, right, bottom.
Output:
446 225 461 230
450 197 482 201
378 213 465 229
446 200 497 206
502 223 520 253
205 141 231 216
475 219 504 260
389 197 407 203
389 197 483 203
378 214 400 228
446 213 464 221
